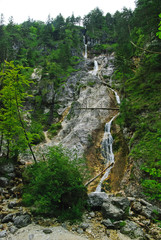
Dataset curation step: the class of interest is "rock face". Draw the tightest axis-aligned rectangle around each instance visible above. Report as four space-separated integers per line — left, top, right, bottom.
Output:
20 54 117 163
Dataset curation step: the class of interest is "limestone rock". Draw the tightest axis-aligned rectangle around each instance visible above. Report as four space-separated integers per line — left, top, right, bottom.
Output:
102 219 114 229
0 230 7 238
88 192 108 208
102 197 130 221
13 214 31 228
2 213 14 223
120 220 145 239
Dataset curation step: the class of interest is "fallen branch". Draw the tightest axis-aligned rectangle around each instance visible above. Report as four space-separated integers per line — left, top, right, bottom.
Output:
76 108 119 110
85 162 114 187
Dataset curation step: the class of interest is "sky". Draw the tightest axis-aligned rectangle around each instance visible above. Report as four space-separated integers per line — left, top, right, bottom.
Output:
1 0 136 24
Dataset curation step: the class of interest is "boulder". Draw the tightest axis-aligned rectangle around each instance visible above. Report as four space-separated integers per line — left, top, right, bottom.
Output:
102 197 130 221
13 214 31 228
88 192 108 209
0 177 9 187
0 230 7 238
2 213 14 223
120 220 145 239
102 219 114 229
0 163 14 174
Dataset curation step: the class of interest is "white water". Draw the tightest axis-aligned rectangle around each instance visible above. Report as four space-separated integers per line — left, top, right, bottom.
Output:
111 89 121 105
92 60 99 75
95 113 119 192
84 44 87 58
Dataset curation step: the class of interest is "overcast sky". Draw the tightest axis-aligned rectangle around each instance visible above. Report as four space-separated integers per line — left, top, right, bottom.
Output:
1 0 136 24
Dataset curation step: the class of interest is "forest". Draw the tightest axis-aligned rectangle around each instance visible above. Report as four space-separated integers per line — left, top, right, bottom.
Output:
0 0 161 220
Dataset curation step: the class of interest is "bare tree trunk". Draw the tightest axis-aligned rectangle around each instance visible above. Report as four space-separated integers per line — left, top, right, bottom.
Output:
85 163 114 186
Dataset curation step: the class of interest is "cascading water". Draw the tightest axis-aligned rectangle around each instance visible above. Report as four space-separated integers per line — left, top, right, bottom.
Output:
83 35 88 58
95 85 120 192
84 44 87 59
95 113 119 192
91 60 99 75
111 89 121 105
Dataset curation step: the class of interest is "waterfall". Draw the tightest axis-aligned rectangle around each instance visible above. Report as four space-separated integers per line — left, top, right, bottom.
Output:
92 60 98 75
111 89 121 105
95 113 119 192
89 60 99 75
84 44 87 58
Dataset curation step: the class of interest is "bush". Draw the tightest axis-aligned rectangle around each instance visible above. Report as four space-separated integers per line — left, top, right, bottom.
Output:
22 145 87 222
48 122 62 138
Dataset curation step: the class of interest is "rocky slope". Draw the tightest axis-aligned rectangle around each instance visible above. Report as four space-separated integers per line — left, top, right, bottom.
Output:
1 54 161 240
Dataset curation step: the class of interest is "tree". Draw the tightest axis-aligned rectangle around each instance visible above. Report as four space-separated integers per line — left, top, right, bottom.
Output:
156 13 161 39
23 145 87 221
0 61 37 162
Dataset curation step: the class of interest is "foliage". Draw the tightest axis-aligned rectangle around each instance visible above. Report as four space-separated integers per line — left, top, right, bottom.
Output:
48 122 62 138
0 61 36 159
156 13 161 39
22 145 87 222
114 1 161 202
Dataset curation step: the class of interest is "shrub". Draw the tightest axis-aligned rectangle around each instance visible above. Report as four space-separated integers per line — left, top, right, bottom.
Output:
48 122 62 138
22 145 87 222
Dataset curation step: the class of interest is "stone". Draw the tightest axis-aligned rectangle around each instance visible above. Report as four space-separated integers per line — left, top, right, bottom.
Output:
110 197 130 211
13 214 31 228
102 219 114 229
0 163 14 174
120 220 145 239
43 228 52 234
102 201 125 221
77 228 84 234
80 223 89 231
0 177 9 187
28 234 34 240
2 213 14 223
89 212 95 218
0 230 7 238
88 192 108 208
131 201 142 213
102 197 130 221
8 225 18 234
8 201 17 209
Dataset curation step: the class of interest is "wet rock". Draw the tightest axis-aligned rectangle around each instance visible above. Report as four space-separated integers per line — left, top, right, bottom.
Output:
2 213 14 223
0 230 7 238
0 177 9 187
13 214 31 228
43 228 52 234
88 192 108 209
120 220 145 239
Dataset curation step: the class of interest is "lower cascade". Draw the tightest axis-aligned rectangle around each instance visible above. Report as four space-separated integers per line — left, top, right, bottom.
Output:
95 113 119 192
